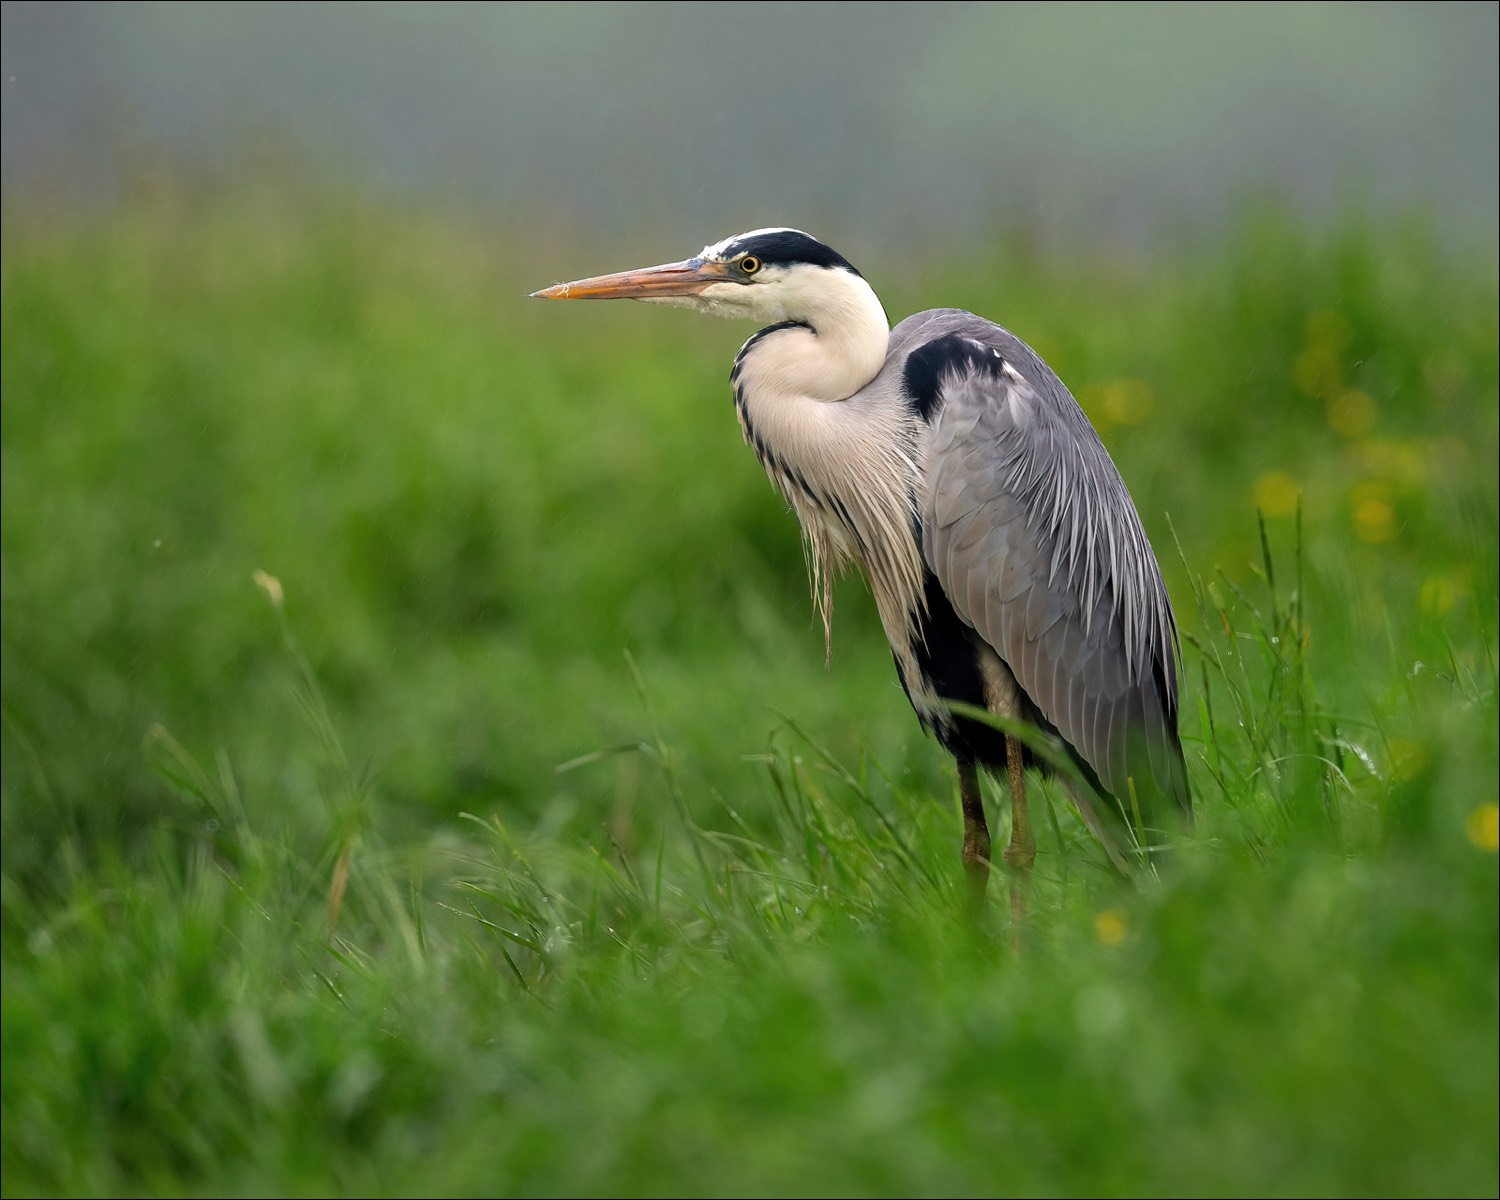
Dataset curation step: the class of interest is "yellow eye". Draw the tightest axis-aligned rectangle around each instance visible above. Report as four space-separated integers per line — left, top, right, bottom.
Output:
740 255 762 275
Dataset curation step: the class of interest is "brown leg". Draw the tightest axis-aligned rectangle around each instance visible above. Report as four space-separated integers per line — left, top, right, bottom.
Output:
1003 734 1037 932
958 757 991 906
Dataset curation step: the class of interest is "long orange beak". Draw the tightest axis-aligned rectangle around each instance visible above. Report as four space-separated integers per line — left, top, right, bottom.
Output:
529 257 731 300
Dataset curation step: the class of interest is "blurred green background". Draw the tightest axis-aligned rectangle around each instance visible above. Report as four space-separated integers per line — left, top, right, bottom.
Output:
2 4 1497 1196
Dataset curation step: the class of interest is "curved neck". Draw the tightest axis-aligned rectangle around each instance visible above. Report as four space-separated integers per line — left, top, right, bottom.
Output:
736 271 890 402
730 274 922 672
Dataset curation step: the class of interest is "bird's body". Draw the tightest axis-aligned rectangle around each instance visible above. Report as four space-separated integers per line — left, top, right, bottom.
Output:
534 228 1189 900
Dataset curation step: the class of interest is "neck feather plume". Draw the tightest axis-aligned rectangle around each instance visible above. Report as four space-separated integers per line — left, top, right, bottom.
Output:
729 270 926 666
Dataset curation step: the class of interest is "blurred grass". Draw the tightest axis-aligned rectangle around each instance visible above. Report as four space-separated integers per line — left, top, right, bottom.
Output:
1 182 1496 1196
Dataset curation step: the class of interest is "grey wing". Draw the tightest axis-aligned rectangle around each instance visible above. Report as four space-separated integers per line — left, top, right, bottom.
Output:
914 322 1191 833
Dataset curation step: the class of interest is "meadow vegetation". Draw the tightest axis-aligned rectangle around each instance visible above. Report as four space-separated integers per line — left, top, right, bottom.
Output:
2 182 1496 1195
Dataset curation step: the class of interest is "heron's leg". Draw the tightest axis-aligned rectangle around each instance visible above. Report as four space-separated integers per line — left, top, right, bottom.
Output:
1003 734 1037 927
958 757 991 905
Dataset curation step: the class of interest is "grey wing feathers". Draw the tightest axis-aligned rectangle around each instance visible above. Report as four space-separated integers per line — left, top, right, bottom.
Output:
913 315 1191 832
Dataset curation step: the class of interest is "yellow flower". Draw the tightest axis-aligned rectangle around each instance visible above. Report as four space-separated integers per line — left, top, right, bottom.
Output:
1254 471 1300 518
1465 804 1498 852
1350 481 1397 543
1094 909 1128 946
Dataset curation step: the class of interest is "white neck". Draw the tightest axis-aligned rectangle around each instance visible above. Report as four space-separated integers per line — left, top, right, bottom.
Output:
729 270 925 672
738 268 889 400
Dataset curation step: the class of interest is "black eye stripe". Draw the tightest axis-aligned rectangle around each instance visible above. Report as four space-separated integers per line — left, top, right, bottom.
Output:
718 231 862 278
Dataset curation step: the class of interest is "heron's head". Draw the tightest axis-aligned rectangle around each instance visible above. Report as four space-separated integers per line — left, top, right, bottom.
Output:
531 228 879 327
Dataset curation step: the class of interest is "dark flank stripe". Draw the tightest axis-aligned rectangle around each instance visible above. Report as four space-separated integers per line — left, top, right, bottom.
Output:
901 570 1107 794
902 571 995 759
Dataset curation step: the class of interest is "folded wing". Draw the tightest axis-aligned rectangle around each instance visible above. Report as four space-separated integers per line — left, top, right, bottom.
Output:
909 320 1191 838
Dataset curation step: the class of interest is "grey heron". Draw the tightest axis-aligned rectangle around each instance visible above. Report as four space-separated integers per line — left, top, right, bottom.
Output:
532 228 1190 908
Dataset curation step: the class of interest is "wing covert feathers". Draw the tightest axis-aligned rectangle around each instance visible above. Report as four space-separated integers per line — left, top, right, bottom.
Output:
909 315 1191 836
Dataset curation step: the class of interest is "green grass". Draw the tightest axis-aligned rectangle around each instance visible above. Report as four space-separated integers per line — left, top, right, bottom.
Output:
2 184 1496 1196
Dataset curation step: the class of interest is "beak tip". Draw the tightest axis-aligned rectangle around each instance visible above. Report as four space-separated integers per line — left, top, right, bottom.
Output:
529 259 718 302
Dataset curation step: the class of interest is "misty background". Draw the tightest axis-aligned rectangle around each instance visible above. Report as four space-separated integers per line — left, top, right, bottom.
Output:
3 1 1497 259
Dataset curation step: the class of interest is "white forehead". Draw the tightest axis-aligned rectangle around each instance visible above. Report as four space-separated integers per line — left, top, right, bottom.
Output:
699 227 809 260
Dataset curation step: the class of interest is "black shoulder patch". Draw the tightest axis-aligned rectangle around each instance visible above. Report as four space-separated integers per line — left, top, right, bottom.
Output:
901 334 1007 423
721 231 862 277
